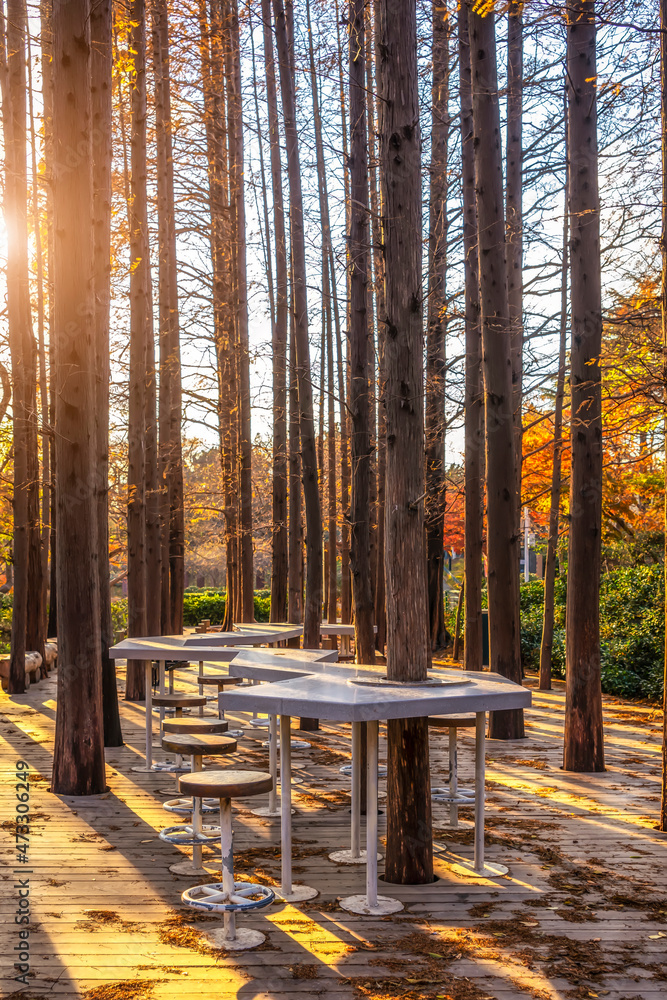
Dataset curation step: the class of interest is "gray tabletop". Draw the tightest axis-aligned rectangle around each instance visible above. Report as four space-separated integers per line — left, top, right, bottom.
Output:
221 668 531 722
185 624 303 646
109 636 240 662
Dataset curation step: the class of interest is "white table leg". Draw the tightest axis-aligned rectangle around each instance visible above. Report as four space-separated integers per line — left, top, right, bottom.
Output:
449 727 458 828
251 714 282 818
131 661 155 773
329 720 373 864
448 711 508 879
274 714 316 902
340 719 402 915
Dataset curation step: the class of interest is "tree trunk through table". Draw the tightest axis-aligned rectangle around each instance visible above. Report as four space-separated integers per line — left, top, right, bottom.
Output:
379 0 433 886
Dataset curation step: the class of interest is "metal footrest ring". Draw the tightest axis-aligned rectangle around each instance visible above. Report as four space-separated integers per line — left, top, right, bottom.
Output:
339 763 387 777
163 797 219 816
182 880 275 913
159 824 220 846
151 759 190 774
432 788 475 805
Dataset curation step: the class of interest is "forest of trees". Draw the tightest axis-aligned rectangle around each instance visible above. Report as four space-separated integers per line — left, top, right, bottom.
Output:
0 0 666 839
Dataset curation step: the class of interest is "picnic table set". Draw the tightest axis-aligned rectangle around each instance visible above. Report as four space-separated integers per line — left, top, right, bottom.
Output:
109 625 531 949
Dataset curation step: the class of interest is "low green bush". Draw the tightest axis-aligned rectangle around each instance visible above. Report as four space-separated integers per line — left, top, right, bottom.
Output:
519 566 664 700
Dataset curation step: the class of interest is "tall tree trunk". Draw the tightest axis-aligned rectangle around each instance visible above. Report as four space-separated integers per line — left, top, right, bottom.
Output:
262 0 288 623
506 0 523 524
225 0 254 620
459 0 483 672
425 0 449 652
288 320 303 627
469 3 523 738
539 87 569 692
273 0 323 649
564 0 604 773
91 0 122 742
348 0 374 665
153 0 184 634
660 0 667 834
334 0 352 628
41 0 58 642
379 0 433 886
126 0 150 701
369 0 386 651
2 0 33 692
51 0 106 794
26 27 50 660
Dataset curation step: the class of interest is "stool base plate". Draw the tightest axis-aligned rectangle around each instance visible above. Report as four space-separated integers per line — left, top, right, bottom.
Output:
169 860 220 877
205 927 266 951
249 805 294 818
340 893 403 915
130 765 159 774
448 860 509 879
227 730 245 739
328 849 382 865
273 884 318 902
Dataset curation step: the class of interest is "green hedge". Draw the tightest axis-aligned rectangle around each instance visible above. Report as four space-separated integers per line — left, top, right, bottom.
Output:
519 567 665 701
181 590 271 626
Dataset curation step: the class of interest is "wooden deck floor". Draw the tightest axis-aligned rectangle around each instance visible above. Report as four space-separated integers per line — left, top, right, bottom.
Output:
1 661 667 1000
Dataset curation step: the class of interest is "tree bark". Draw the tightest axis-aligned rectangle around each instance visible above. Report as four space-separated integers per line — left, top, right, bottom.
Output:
661 0 667 834
51 0 106 795
379 0 433 886
369 0 386 652
225 0 254 621
348 0 375 666
262 0 288 624
273 0 323 650
506 0 524 523
469 3 523 738
2 0 31 693
458 0 483 672
564 0 604 773
425 0 449 652
153 0 184 635
539 86 569 692
91 0 123 743
126 0 150 700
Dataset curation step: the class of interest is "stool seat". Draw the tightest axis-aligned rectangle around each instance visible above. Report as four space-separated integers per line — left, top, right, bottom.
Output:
198 675 239 686
153 693 207 709
162 733 238 756
180 769 272 799
164 717 228 735
428 715 476 729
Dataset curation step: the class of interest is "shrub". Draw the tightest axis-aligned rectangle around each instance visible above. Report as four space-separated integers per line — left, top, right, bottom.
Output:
519 566 664 700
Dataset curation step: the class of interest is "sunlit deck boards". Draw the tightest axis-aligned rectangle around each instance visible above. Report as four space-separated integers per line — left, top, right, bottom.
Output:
1 667 667 999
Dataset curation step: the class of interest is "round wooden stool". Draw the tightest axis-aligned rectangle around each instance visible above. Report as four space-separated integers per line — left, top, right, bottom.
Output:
428 715 476 826
160 733 238 877
179 769 275 950
151 694 208 771
163 717 228 736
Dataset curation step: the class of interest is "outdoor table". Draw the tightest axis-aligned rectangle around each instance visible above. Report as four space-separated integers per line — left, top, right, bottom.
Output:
226 647 340 817
320 622 377 657
110 637 246 773
184 624 303 647
222 669 531 913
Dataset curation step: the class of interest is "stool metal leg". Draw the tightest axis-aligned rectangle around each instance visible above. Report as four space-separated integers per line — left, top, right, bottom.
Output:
198 661 204 716
220 797 236 941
